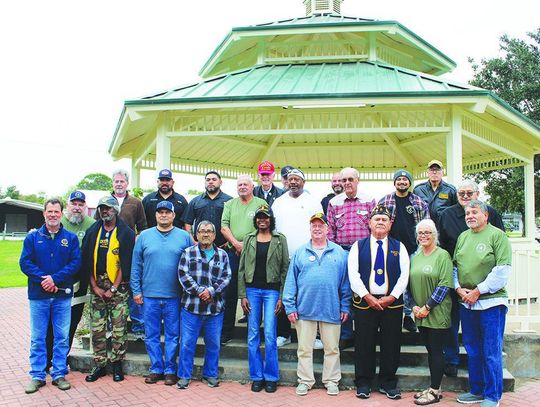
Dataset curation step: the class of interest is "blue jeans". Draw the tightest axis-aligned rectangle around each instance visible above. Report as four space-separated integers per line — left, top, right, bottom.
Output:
443 290 461 366
246 287 280 382
460 305 507 402
143 297 180 375
178 308 223 380
29 297 71 381
129 297 144 333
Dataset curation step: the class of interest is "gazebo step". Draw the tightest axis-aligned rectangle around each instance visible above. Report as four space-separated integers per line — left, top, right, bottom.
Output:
68 348 514 392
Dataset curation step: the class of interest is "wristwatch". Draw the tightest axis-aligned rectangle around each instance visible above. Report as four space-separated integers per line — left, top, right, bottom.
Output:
110 286 118 294
424 304 431 311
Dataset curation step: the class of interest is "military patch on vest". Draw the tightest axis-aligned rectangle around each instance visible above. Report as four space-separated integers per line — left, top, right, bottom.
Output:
390 250 399 257
438 193 449 199
61 238 69 247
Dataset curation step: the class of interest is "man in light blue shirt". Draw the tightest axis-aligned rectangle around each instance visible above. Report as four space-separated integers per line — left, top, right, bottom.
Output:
131 201 192 386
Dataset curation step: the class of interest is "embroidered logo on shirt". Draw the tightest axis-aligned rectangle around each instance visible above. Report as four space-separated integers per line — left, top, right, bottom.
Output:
422 265 433 274
61 239 69 247
406 205 414 214
476 243 487 253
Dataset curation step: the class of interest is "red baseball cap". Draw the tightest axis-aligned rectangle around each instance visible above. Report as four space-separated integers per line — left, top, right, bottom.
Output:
258 161 275 174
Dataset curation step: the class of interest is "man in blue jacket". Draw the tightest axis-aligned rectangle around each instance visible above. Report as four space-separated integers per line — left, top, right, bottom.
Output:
20 198 81 394
283 213 351 397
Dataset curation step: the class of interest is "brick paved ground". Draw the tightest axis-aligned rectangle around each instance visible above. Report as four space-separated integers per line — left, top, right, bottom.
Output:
1 287 537 407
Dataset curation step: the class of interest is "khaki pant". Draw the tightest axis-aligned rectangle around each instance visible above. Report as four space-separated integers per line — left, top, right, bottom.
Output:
295 319 341 388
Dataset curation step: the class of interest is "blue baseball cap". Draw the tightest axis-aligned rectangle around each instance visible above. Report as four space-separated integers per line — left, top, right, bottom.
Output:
68 190 86 202
156 201 175 212
158 169 173 179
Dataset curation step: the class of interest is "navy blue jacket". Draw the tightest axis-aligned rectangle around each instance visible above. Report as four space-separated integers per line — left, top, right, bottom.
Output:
20 224 81 300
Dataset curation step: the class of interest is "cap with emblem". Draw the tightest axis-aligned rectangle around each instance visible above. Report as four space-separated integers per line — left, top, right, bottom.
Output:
310 212 328 225
427 160 443 169
280 165 294 178
258 161 275 175
370 205 391 219
156 201 175 212
158 169 173 179
393 169 413 185
68 190 86 202
255 204 273 218
97 196 120 213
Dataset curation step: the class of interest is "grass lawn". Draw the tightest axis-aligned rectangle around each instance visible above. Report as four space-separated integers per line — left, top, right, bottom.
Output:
0 240 27 288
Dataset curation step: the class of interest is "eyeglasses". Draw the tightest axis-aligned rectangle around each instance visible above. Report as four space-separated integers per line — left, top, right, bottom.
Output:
417 231 433 236
197 229 215 235
458 191 475 197
428 168 442 173
341 177 357 183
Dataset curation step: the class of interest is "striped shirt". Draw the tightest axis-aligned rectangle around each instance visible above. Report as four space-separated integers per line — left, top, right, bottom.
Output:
327 192 376 246
178 244 231 316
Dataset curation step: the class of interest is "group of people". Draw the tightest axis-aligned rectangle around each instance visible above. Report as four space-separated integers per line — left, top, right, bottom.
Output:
19 160 511 407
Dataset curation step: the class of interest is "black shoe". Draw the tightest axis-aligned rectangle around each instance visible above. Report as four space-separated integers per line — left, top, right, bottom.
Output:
356 385 371 399
339 338 354 350
379 387 402 400
403 316 418 332
265 381 277 393
85 366 107 382
444 364 458 377
238 315 248 323
112 361 124 382
220 334 232 345
251 380 264 392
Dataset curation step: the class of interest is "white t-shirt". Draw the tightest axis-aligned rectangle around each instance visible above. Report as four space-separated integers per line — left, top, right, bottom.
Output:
272 191 323 256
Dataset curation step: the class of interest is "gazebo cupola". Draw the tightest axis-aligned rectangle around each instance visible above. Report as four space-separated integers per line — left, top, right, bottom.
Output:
304 0 343 15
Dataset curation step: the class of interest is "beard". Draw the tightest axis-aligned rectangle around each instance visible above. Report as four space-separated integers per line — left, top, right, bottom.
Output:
66 211 84 225
159 185 172 194
332 185 343 194
206 185 219 193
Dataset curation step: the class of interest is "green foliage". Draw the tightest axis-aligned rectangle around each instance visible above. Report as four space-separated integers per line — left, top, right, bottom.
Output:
76 173 112 191
469 28 540 218
132 187 144 199
0 185 20 200
187 189 203 196
0 241 26 288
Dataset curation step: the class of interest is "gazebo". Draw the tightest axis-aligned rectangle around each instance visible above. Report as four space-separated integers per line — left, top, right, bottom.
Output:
109 0 540 328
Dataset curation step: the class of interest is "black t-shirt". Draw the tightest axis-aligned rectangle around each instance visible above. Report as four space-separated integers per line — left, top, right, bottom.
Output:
390 195 417 255
96 226 115 276
247 241 280 291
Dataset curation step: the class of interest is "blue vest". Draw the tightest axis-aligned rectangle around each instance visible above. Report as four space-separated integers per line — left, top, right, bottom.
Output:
352 237 404 310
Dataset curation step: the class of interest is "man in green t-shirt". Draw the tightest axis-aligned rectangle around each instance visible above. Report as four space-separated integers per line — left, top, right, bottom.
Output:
453 200 511 407
220 175 266 344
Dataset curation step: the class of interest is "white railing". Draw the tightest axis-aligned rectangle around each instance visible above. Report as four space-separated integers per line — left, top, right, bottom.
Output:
508 238 540 333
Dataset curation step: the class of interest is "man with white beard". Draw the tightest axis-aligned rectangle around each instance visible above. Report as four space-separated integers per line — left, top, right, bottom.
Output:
45 191 95 370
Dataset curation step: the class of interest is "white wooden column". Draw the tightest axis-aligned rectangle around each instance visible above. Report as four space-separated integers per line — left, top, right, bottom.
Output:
156 118 171 171
523 158 536 239
131 162 140 189
446 106 463 185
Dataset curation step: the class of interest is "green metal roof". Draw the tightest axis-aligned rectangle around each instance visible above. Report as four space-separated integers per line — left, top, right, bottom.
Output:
199 14 456 78
135 62 472 104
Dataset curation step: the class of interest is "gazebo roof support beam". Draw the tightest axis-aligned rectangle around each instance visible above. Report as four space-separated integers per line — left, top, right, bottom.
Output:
381 132 418 168
213 136 267 148
133 130 157 168
446 106 463 185
462 130 532 164
400 133 446 147
277 141 387 150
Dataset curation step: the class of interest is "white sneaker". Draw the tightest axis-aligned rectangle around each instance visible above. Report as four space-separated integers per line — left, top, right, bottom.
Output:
296 383 309 396
326 382 339 396
276 336 291 347
313 338 324 350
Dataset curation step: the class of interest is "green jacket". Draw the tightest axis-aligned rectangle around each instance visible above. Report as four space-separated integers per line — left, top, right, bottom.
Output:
238 230 289 298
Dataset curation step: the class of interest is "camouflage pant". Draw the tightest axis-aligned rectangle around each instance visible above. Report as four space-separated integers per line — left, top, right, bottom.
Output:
90 275 129 367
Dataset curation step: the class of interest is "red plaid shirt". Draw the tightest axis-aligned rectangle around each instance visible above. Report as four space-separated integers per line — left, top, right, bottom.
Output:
327 192 377 246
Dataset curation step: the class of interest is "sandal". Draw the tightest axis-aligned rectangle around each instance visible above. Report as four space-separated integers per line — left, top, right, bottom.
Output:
414 388 442 405
414 388 429 399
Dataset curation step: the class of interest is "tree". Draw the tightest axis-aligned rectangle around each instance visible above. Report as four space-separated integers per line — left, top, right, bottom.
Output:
76 173 112 191
0 185 20 200
469 28 540 220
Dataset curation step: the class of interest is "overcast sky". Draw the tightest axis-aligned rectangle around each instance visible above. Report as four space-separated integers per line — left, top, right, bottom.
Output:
1 0 539 201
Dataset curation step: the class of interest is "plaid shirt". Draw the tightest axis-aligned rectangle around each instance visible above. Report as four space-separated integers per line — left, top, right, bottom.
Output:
379 192 429 225
327 192 376 246
178 244 231 316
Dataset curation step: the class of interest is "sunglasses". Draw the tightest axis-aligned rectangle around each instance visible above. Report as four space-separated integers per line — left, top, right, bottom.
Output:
458 191 475 198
